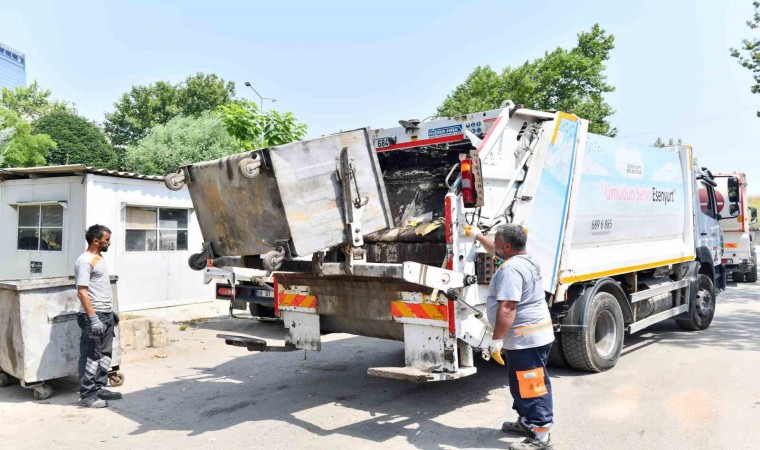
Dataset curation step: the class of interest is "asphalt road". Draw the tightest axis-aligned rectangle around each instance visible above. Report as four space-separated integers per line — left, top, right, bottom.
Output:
1 281 759 450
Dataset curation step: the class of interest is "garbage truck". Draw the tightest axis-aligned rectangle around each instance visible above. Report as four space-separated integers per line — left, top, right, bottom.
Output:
713 172 757 282
166 101 724 380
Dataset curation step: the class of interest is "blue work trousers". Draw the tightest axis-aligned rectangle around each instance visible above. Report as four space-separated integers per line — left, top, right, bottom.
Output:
506 343 554 432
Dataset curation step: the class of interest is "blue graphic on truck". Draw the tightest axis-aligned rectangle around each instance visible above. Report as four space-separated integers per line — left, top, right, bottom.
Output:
428 125 462 138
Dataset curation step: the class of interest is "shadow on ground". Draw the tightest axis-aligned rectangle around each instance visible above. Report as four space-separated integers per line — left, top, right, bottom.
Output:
108 331 518 449
624 281 760 354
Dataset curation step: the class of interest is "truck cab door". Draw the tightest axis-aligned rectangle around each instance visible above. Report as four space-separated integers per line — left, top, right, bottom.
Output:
697 183 722 267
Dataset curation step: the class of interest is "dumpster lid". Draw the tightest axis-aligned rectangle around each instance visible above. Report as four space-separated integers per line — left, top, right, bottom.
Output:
0 276 118 291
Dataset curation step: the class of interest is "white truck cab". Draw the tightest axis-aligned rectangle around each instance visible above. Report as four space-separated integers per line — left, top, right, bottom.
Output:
695 167 727 290
714 173 757 282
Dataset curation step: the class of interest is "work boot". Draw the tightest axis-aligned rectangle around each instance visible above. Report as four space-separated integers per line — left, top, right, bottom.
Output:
509 436 553 450
502 418 532 437
79 396 108 408
97 389 123 400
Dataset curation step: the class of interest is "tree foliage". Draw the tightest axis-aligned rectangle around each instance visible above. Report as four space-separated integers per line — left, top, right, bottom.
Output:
653 137 682 148
0 81 70 121
124 111 238 175
437 24 617 136
730 1 760 117
104 73 236 150
217 100 308 150
33 111 117 168
0 109 56 167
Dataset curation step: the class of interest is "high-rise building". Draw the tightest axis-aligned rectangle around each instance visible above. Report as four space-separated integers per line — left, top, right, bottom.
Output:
0 41 26 90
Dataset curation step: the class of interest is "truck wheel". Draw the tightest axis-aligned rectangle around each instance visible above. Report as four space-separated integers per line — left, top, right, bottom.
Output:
562 292 624 373
547 334 568 368
0 372 11 387
249 303 276 320
747 262 757 283
675 274 715 331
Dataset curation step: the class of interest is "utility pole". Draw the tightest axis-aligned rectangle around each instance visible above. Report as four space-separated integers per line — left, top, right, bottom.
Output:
244 82 276 148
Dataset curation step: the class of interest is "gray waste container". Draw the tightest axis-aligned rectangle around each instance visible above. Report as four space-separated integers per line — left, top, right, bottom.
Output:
180 128 393 258
0 276 123 400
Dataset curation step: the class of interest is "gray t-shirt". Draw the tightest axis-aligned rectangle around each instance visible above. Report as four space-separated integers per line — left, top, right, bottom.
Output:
486 254 554 350
75 252 113 313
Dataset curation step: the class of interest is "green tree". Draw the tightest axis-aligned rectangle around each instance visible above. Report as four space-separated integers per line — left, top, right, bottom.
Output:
124 111 238 175
653 137 683 147
104 73 236 151
438 24 617 136
217 100 308 150
0 81 70 121
0 109 56 167
731 1 760 117
33 111 117 168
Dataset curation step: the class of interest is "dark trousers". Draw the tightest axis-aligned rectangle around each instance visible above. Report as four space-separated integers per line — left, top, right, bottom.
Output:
506 343 554 436
77 312 115 398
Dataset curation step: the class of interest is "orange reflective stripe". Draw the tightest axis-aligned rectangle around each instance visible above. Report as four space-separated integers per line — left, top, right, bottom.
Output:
516 367 548 399
391 301 447 321
514 320 553 336
534 427 550 433
279 294 317 309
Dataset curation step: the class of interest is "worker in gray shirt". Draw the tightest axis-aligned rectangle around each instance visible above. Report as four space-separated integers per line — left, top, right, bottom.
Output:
75 224 123 408
473 223 555 450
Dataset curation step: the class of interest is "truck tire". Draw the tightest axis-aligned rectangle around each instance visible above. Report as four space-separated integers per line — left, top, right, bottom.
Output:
747 256 757 283
562 292 624 373
249 303 276 320
675 273 715 331
547 334 568 368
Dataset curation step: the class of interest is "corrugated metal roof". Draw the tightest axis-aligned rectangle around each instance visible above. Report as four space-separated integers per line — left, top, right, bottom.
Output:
0 164 165 181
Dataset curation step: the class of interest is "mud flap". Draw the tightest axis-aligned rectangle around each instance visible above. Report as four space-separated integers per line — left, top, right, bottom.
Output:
282 311 321 351
406 324 450 368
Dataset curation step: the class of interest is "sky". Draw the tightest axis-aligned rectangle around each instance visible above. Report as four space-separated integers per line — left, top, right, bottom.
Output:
3 0 759 191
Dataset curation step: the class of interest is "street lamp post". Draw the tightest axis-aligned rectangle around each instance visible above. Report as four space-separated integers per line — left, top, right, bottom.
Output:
244 82 276 148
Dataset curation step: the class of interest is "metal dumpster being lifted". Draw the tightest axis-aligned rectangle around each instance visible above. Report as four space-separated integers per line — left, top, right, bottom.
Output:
167 128 394 265
0 276 124 400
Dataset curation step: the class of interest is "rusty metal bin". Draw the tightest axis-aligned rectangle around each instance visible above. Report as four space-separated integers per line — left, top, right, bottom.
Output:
0 276 122 400
181 128 393 258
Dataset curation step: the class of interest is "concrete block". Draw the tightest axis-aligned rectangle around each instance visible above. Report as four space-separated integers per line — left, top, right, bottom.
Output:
119 317 169 353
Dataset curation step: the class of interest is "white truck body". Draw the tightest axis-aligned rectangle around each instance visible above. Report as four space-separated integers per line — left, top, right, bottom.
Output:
177 102 722 380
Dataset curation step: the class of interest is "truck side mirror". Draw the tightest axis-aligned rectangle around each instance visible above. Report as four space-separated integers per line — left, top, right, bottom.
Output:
730 203 740 217
751 207 758 224
727 176 740 202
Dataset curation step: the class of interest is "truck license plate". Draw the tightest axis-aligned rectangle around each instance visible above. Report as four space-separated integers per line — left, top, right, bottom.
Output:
254 289 274 298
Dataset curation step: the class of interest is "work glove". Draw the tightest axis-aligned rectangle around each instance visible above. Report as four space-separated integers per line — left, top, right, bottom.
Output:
464 225 483 237
489 337 505 365
89 315 106 336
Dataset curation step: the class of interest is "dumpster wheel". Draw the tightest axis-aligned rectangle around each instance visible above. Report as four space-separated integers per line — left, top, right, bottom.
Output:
33 384 53 401
165 172 186 191
108 371 125 387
